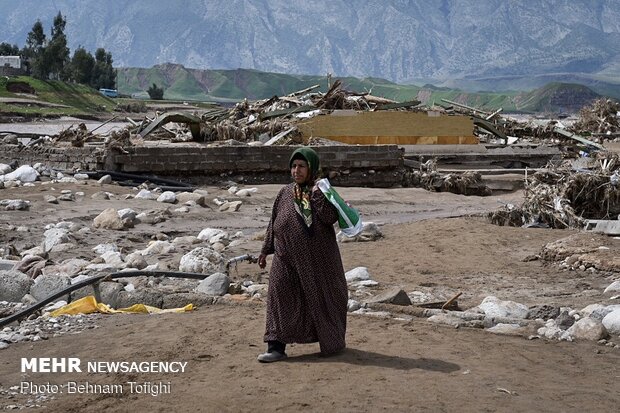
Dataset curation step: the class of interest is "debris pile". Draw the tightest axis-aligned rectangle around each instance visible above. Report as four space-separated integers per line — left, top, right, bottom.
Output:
572 98 620 135
489 152 620 228
403 159 491 196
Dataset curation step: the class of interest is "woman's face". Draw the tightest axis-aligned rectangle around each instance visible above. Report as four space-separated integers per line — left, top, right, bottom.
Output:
291 159 310 184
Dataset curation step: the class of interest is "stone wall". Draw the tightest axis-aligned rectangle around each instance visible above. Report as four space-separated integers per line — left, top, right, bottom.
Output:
1 145 106 171
1 144 405 187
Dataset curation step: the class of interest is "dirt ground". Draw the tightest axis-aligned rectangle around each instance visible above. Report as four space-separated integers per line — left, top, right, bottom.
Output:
1 178 620 412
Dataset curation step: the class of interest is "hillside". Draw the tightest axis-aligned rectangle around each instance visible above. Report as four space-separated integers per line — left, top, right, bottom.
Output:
0 76 115 119
117 64 604 114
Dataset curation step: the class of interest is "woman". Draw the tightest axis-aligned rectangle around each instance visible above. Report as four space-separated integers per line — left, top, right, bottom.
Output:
257 147 348 362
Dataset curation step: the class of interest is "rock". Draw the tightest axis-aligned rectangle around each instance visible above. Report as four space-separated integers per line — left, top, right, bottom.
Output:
30 274 71 302
44 258 90 277
537 320 573 341
486 323 527 336
140 240 175 256
1 165 39 182
567 317 608 341
427 313 468 327
135 189 157 200
44 195 59 204
527 304 560 320
116 288 164 309
604 280 620 294
590 305 620 321
179 247 225 274
43 227 72 252
176 192 206 206
93 208 124 230
347 299 361 312
124 252 148 270
74 173 89 180
162 292 214 309
602 309 620 335
93 243 118 255
365 287 412 306
235 188 257 197
0 163 13 174
157 191 177 203
98 175 112 184
219 201 243 212
345 267 371 282
91 191 110 200
476 296 529 319
100 251 124 267
197 228 225 242
0 270 33 302
2 199 30 210
194 273 231 296
555 310 575 330
0 341 9 350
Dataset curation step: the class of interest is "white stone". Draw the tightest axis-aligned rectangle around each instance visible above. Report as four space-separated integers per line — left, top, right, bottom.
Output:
93 243 118 255
179 247 225 274
602 309 620 334
345 267 371 282
567 317 608 341
74 173 89 180
486 323 523 335
477 296 529 319
604 280 620 293
101 251 124 267
117 208 137 221
197 228 224 241
140 240 175 256
135 189 157 200
1 165 39 183
93 208 124 230
98 175 112 184
157 191 177 203
43 228 71 252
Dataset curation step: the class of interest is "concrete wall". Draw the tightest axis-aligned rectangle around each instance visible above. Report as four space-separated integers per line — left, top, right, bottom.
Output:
1 144 405 187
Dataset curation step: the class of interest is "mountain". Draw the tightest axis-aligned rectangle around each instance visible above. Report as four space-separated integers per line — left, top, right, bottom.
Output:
117 64 601 113
1 0 620 90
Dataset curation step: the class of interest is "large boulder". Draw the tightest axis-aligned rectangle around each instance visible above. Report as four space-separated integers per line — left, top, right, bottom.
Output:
30 274 72 302
194 273 231 296
0 270 33 302
179 247 225 274
567 317 608 341
602 309 620 335
476 296 529 319
93 208 124 230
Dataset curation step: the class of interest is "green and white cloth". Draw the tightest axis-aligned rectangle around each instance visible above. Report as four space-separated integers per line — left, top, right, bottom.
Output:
316 178 363 237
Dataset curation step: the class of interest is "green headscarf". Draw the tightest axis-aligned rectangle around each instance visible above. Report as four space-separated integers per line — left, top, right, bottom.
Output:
289 147 320 183
289 147 320 228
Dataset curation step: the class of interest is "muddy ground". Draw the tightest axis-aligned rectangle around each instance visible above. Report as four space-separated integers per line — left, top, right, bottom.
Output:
1 177 620 412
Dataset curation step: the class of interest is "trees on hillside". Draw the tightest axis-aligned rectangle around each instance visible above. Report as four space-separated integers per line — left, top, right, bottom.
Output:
11 13 116 90
148 83 164 100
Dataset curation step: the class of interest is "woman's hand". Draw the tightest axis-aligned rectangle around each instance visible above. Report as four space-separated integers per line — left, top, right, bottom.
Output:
258 254 267 269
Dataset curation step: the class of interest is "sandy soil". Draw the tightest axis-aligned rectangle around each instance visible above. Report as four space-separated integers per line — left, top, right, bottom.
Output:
1 179 620 412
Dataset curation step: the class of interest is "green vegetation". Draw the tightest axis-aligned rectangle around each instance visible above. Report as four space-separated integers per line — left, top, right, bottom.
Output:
0 12 115 90
0 76 115 118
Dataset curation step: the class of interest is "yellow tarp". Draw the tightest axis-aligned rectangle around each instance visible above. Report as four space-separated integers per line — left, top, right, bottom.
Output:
49 295 194 317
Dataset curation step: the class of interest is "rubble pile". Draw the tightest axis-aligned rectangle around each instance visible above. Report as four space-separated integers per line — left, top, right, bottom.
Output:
402 160 491 196
572 98 620 135
489 152 620 228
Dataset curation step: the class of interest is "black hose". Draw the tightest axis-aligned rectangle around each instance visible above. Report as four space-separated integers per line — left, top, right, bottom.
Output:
0 270 211 328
